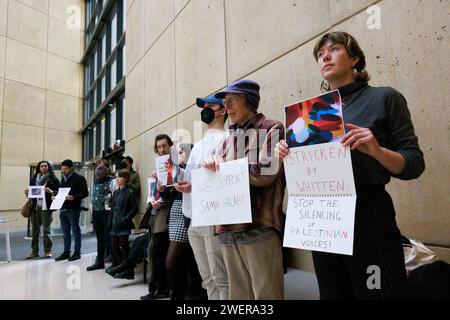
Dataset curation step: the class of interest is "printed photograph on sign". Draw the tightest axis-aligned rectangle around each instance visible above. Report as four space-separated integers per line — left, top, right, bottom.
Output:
147 177 163 204
285 90 344 148
28 186 45 199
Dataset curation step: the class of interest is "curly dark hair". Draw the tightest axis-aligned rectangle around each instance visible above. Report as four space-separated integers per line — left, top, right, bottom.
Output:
32 161 56 181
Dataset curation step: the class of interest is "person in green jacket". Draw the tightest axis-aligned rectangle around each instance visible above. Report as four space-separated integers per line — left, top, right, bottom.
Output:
121 156 141 199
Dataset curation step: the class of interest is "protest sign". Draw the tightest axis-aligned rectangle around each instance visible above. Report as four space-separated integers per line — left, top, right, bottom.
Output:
191 158 251 227
283 91 356 255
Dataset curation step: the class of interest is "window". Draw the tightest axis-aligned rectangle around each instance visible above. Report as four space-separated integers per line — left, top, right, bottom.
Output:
122 0 126 33
101 118 106 152
111 11 117 50
122 98 126 140
101 75 106 101
122 45 126 77
84 64 90 95
110 59 117 89
83 0 126 161
93 126 97 157
110 107 116 144
83 132 90 161
101 30 107 67
84 100 90 123
93 49 98 77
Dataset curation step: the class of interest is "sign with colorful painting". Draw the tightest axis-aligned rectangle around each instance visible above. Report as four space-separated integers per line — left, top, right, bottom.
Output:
191 158 252 227
283 91 357 255
285 90 344 147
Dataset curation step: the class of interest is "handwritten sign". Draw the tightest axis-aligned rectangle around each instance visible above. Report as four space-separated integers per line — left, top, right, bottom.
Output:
191 158 251 227
283 91 356 255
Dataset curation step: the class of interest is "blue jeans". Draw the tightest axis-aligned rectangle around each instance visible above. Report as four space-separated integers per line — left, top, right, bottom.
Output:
60 208 81 253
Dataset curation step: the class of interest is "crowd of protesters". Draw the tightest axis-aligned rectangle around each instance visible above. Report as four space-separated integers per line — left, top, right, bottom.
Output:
23 32 429 300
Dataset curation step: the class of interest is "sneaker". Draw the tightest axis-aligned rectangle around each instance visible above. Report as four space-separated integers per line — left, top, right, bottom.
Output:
86 260 105 271
54 252 70 261
45 251 52 258
68 252 81 261
26 252 39 260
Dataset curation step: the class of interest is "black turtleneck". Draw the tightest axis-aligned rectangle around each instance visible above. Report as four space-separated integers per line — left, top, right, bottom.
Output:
336 82 425 186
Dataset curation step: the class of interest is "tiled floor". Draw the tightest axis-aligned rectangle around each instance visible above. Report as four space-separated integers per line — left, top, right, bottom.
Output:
0 252 319 300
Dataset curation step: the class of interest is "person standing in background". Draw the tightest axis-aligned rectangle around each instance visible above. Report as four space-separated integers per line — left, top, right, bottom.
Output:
55 159 89 262
24 161 60 259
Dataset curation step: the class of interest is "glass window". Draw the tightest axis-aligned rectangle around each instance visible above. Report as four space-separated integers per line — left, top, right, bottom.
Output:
101 76 106 102
84 100 90 123
122 98 126 140
123 0 126 32
97 85 102 108
122 45 126 77
90 90 95 115
93 49 98 78
93 126 97 156
93 87 97 111
83 132 89 161
110 107 116 144
111 11 117 50
101 30 107 67
84 64 90 95
101 118 105 152
110 59 117 89
86 0 91 24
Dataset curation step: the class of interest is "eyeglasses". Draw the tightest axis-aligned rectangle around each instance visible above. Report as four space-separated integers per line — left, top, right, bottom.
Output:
223 96 243 107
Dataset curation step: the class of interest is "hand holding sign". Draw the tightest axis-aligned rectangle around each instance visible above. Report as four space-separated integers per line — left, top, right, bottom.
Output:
202 155 224 172
275 140 289 160
342 123 382 156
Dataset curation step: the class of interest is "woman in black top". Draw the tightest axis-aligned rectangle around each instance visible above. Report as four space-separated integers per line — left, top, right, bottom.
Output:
276 31 425 299
25 161 60 259
108 170 138 268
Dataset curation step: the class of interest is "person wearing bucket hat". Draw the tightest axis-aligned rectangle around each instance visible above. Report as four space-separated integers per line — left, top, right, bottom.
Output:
215 80 261 112
203 80 286 300
173 94 230 300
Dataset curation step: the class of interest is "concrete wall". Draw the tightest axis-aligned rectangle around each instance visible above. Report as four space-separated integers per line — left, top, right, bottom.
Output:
125 0 450 267
0 0 84 222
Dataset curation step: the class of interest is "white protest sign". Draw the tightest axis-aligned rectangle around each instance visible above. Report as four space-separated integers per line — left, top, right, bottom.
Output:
284 142 356 196
282 90 356 255
50 188 71 210
283 142 356 255
191 158 251 227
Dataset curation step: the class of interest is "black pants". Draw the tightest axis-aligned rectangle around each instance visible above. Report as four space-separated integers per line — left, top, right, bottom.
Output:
149 232 170 293
92 210 109 263
111 235 130 265
312 187 409 300
126 234 149 266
